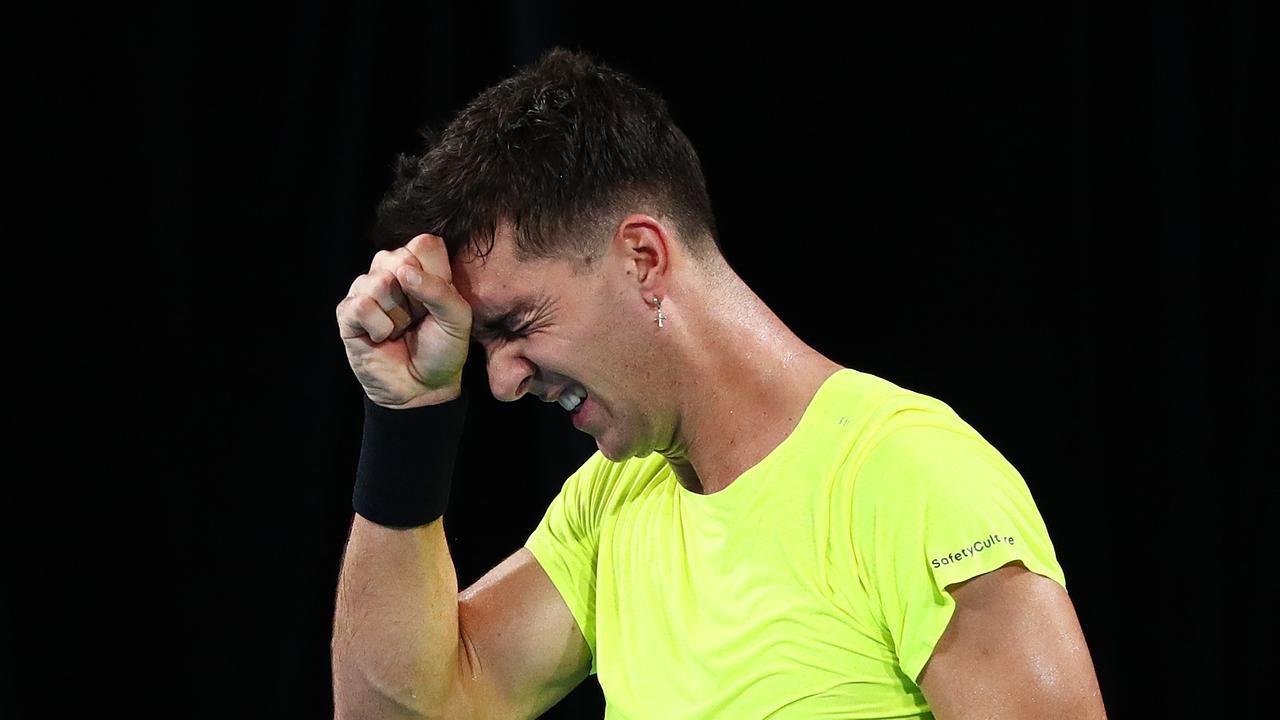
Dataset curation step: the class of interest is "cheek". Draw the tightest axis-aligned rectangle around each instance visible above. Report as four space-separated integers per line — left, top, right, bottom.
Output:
566 289 655 391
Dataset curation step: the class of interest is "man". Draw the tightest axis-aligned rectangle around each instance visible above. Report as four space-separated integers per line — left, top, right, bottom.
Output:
332 47 1107 719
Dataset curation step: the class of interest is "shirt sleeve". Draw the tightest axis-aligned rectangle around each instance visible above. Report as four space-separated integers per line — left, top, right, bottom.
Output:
523 452 611 676
850 423 1067 685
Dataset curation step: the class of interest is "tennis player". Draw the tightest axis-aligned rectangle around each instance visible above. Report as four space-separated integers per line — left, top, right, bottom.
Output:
332 47 1106 719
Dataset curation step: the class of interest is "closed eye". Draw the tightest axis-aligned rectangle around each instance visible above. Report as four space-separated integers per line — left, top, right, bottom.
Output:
476 322 532 345
472 294 554 344
505 322 536 339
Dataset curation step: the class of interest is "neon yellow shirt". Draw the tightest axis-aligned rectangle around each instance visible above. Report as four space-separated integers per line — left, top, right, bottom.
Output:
524 368 1066 719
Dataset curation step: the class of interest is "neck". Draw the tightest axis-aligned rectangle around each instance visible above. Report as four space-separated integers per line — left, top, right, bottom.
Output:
656 266 843 495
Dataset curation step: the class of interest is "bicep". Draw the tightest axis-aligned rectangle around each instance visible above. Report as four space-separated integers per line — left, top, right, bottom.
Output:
917 562 1108 719
448 547 591 720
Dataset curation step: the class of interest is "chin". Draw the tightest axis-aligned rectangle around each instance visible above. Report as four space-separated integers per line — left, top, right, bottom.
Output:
596 440 628 463
596 433 655 464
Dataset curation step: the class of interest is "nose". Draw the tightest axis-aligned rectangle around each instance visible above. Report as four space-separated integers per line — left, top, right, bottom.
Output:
484 341 535 402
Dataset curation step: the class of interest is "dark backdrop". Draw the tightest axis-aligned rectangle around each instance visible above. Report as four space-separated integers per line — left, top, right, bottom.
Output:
8 1 1275 718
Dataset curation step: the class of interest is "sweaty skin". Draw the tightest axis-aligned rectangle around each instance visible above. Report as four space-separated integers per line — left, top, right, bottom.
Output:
334 218 1107 719
447 213 843 496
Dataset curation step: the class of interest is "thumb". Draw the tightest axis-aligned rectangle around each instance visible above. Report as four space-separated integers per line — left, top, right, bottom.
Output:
396 265 471 338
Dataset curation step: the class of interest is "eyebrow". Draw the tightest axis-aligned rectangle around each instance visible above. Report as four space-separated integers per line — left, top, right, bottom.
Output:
471 295 543 338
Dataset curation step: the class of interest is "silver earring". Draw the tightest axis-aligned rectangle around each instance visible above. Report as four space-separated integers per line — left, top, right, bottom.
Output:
651 296 666 328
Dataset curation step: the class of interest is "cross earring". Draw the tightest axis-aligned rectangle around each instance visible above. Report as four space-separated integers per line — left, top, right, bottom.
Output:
651 296 666 328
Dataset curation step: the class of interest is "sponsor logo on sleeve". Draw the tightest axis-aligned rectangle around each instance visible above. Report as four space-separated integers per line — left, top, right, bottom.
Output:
930 533 1016 569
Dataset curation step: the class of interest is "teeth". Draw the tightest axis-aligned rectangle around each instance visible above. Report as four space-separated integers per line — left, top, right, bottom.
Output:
557 387 587 412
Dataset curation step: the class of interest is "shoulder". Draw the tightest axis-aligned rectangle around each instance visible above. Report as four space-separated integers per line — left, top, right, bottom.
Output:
860 423 998 484
823 370 978 454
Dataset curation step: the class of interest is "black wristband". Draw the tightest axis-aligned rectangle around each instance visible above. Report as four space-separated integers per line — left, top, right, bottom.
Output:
352 389 469 529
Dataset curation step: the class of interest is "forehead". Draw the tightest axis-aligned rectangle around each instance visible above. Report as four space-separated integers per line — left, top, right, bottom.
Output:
449 232 551 333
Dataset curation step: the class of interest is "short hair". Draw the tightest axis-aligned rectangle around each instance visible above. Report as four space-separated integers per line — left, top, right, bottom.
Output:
373 46 722 267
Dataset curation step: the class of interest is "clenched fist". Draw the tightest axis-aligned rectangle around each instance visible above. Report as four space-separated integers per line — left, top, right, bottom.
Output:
336 234 472 409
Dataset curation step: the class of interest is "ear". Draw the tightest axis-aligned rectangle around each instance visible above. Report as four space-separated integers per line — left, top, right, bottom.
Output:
612 214 672 298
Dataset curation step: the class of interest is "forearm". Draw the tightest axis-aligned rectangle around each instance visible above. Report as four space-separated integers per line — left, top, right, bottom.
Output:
332 514 463 719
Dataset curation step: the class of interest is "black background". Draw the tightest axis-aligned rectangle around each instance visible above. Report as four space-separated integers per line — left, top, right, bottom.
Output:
8 1 1276 718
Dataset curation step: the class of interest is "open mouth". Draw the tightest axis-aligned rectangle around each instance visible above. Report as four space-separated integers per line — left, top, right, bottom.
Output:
557 387 588 414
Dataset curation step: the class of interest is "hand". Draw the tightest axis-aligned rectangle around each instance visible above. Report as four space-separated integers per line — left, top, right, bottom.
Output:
336 234 472 408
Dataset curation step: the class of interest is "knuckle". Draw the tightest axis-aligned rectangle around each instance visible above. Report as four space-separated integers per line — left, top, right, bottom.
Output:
394 247 424 270
372 250 406 275
352 294 379 316
368 269 399 297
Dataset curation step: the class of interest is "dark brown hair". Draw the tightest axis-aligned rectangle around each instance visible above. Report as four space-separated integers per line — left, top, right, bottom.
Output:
373 47 721 267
